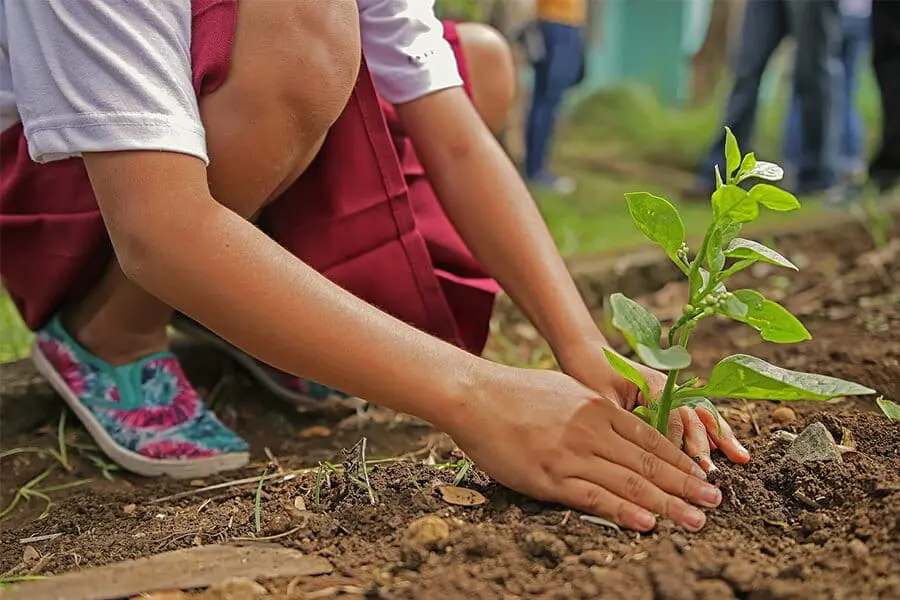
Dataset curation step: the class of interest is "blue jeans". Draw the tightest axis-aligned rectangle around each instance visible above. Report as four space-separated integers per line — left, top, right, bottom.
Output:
784 14 870 174
698 0 843 193
524 21 583 179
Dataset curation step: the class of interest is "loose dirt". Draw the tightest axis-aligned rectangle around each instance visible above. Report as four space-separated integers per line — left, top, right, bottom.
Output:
1 215 898 599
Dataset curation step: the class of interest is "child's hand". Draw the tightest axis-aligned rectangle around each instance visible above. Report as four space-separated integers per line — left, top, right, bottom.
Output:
556 340 750 472
446 366 722 532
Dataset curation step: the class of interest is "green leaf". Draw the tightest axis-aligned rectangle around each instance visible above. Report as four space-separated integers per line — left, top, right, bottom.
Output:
603 348 651 402
721 290 810 343
698 354 876 401
719 221 743 246
633 405 653 424
712 185 759 223
718 293 748 317
738 152 756 179
876 397 900 421
714 165 724 189
748 184 800 212
636 343 692 371
609 293 662 353
739 160 784 183
674 396 723 435
624 192 685 262
724 127 741 181
724 238 798 270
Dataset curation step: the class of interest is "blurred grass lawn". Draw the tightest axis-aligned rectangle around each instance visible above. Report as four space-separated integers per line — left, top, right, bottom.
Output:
0 68 884 362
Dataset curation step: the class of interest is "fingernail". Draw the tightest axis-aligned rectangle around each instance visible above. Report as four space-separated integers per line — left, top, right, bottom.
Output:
683 508 706 531
738 443 751 459
700 485 722 507
635 510 656 531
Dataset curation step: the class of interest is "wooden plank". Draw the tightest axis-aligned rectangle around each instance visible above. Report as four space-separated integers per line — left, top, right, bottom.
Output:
1 544 333 600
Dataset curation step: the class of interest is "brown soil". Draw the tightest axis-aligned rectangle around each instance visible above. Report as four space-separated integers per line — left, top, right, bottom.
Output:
1 217 898 600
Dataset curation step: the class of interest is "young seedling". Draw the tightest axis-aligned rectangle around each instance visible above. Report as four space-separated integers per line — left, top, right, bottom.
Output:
605 127 877 436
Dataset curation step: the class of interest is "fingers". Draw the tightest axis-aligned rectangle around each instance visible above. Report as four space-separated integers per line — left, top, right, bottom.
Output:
559 478 657 532
597 430 722 510
576 458 712 532
611 409 707 480
696 408 750 464
680 407 715 472
666 410 685 449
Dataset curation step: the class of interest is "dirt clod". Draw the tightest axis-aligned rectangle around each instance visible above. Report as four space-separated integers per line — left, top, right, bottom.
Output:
847 539 869 559
771 406 797 424
522 531 568 564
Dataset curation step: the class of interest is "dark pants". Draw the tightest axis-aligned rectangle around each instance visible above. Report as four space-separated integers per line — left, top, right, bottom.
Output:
698 0 843 193
785 14 870 175
524 21 583 179
869 0 900 190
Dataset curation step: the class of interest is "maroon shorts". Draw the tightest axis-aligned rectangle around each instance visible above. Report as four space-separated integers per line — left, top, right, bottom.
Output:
0 0 498 355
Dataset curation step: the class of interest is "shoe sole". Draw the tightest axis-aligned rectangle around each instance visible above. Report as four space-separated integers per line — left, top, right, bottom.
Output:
31 341 249 479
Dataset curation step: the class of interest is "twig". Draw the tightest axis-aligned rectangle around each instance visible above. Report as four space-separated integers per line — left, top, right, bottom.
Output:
18 533 62 544
232 525 303 542
742 399 760 437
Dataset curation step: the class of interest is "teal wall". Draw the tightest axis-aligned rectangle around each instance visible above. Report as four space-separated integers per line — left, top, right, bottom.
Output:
577 0 713 106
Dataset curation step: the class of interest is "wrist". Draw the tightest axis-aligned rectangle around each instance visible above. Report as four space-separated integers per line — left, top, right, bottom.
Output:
426 354 502 435
551 327 610 371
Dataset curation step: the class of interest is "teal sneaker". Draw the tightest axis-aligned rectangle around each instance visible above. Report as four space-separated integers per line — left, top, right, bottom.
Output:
31 315 249 478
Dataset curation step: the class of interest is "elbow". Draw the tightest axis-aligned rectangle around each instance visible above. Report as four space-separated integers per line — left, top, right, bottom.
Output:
109 222 156 287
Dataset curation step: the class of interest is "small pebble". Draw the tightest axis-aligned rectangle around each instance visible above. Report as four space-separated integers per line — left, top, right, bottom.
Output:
771 406 797 424
523 531 568 563
848 539 869 559
123 503 137 515
402 515 450 551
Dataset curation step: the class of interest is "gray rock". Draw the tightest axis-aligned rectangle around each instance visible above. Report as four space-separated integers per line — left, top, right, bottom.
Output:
781 422 842 465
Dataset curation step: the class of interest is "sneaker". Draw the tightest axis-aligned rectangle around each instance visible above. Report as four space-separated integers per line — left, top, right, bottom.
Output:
31 315 249 479
170 313 351 409
527 172 576 195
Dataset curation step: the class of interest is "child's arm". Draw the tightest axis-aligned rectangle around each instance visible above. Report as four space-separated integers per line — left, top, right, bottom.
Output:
394 88 749 467
84 149 718 532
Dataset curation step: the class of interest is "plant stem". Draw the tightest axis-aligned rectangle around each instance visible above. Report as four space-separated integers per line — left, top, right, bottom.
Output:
655 325 694 436
688 224 716 303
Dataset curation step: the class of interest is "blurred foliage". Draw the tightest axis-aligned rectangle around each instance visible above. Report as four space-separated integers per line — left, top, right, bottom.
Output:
434 0 493 22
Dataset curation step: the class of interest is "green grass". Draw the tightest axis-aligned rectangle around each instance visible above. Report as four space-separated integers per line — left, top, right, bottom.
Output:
0 291 32 363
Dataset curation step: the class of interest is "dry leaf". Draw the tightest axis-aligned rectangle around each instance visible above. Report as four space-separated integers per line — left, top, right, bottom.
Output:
436 485 486 507
293 496 307 512
299 425 332 438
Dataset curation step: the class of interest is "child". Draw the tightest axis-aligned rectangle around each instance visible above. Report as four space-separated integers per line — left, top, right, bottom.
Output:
0 0 746 533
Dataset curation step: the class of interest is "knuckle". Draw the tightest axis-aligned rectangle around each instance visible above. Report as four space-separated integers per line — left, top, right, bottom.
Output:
581 486 608 514
640 452 662 481
642 425 663 452
624 475 648 501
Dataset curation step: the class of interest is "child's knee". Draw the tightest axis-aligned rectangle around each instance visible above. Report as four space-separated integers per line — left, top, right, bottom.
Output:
456 23 517 134
201 0 361 214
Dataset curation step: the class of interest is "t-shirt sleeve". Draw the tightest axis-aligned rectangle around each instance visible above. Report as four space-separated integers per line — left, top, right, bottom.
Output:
357 0 463 105
4 0 207 164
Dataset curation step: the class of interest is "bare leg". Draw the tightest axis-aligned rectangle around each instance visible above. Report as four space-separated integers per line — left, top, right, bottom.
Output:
64 0 361 366
455 23 517 135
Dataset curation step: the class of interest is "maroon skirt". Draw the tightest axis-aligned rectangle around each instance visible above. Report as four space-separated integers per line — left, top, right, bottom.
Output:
0 0 498 356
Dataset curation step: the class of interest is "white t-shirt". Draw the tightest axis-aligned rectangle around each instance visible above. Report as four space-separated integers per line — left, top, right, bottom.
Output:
0 0 462 165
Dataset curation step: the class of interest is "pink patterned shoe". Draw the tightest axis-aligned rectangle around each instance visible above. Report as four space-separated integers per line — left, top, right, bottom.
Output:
31 315 249 479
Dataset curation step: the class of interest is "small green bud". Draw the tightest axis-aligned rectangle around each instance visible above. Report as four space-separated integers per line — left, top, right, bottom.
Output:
682 304 695 317
702 307 715 317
